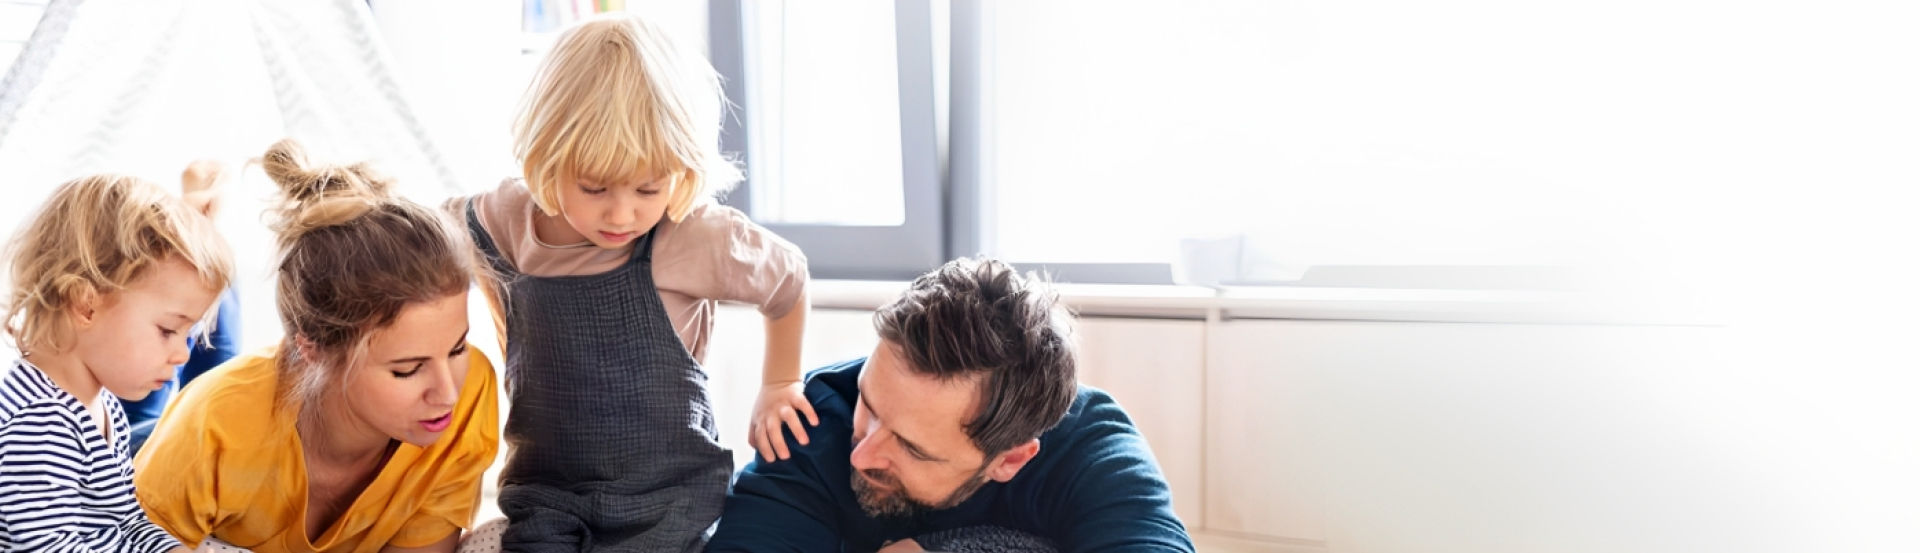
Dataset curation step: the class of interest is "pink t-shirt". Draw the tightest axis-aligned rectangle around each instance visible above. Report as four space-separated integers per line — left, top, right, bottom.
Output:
456 179 807 362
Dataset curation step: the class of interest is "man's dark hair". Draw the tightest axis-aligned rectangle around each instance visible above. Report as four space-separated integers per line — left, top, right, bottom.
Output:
873 257 1078 456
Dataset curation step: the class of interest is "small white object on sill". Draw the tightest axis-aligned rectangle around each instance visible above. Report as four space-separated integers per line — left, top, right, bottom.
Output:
1172 233 1307 288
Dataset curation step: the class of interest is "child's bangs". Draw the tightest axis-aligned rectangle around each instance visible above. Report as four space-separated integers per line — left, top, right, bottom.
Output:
560 114 692 186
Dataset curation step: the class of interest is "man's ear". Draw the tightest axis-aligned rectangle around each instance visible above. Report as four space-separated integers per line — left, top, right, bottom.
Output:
985 438 1041 483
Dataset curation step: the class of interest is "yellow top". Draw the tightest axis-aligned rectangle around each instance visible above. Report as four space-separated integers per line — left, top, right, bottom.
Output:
133 347 499 552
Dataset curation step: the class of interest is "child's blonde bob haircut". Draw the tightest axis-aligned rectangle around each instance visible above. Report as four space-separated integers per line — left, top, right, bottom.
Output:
4 175 234 354
515 13 741 223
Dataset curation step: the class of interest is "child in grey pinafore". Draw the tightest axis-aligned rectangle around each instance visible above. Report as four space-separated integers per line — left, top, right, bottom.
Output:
457 13 818 552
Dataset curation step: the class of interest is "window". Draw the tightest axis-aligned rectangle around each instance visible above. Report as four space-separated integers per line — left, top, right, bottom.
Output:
710 0 1847 287
712 0 945 280
740 1 905 226
979 1 1626 280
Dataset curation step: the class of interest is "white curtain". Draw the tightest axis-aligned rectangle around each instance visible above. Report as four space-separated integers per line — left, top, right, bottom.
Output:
0 0 460 203
0 0 467 352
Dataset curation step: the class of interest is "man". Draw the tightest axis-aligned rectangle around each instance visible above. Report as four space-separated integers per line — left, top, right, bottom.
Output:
709 257 1194 552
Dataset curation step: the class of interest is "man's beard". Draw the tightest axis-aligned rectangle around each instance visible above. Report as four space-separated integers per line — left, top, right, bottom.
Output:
851 464 992 519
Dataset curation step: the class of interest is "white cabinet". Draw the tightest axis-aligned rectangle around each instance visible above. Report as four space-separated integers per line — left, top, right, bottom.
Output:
1205 320 1329 545
1206 320 1736 553
706 298 1789 553
1074 317 1207 529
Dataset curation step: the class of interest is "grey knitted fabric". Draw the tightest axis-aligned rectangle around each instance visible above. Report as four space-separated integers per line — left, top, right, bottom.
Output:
914 526 1060 553
468 204 733 553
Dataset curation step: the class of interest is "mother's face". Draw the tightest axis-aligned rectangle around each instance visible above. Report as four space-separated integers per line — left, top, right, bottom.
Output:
341 292 471 448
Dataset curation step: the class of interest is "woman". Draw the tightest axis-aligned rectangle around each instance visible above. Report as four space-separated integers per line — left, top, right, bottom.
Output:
135 140 501 553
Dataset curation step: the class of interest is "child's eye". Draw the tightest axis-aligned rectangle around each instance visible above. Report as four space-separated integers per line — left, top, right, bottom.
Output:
449 343 468 358
579 183 608 195
392 364 422 378
158 326 178 339
638 188 662 197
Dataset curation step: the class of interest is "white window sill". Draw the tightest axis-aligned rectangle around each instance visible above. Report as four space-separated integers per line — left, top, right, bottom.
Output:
809 279 1720 326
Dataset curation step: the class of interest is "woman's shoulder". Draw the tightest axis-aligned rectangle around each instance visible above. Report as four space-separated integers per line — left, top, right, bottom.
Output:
458 347 498 404
135 350 296 492
451 347 500 444
175 350 280 403
161 349 292 440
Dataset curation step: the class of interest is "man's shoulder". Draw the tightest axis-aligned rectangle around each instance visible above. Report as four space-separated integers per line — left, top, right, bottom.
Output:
802 357 865 414
1053 385 1137 438
1019 386 1196 552
1028 385 1155 475
735 358 862 475
713 359 866 551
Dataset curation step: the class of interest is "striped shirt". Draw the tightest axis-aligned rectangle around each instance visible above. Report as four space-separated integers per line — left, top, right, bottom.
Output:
0 359 181 552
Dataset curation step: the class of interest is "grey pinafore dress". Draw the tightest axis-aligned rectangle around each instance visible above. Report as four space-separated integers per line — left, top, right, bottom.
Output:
467 204 732 553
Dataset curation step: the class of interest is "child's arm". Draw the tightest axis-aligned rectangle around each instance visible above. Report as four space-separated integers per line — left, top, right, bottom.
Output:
0 474 110 551
749 290 819 462
118 512 188 553
0 413 182 553
673 201 815 462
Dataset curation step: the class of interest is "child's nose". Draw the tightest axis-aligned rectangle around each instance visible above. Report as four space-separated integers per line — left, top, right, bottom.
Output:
166 336 193 365
607 197 638 226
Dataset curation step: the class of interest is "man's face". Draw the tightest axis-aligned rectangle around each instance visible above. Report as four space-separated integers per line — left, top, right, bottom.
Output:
849 342 995 518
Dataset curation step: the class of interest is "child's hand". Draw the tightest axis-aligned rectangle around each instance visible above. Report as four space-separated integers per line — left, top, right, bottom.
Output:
749 380 819 462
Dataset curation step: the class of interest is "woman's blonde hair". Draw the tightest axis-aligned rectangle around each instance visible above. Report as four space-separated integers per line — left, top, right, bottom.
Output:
4 175 233 355
514 13 741 223
262 139 478 409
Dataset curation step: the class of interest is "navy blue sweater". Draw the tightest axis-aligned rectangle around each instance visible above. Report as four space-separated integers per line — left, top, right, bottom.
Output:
709 359 1194 553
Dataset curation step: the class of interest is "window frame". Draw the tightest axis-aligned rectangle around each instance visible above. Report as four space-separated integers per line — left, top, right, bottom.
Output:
712 0 1176 284
711 0 944 281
